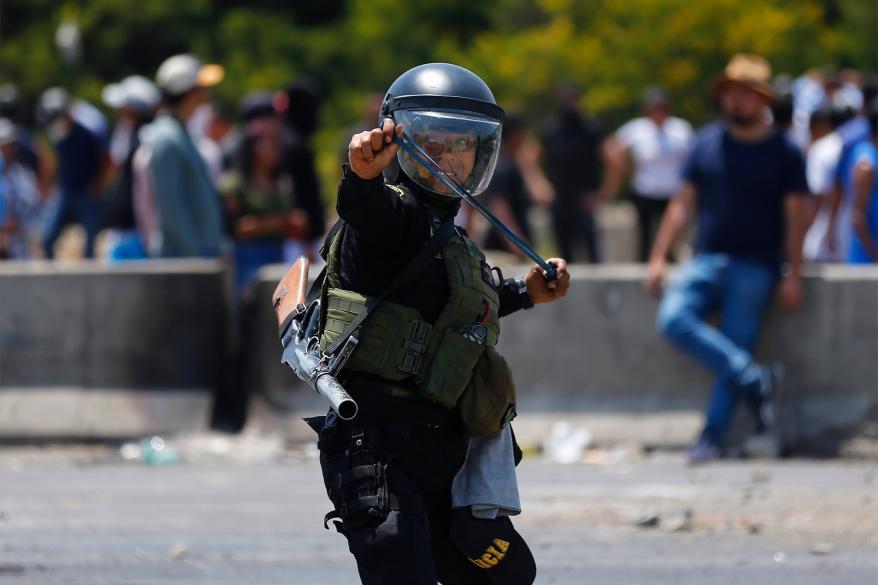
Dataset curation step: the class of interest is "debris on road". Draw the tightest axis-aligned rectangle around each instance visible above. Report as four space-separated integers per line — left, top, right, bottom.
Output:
119 436 180 465
633 509 661 528
168 542 188 560
542 422 592 464
810 542 835 556
663 509 694 532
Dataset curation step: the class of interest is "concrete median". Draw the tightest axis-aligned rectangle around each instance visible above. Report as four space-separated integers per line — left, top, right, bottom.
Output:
0 260 229 438
2 259 875 453
250 263 878 453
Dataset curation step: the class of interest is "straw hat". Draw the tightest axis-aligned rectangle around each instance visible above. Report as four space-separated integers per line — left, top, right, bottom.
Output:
713 53 774 100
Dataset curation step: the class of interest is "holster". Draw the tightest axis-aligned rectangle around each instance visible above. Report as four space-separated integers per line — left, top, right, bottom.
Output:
325 428 395 531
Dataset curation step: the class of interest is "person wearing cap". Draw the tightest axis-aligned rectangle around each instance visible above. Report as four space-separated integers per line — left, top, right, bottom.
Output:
646 54 809 463
136 53 225 258
37 87 111 259
103 76 160 166
601 87 694 261
102 76 160 260
0 118 40 259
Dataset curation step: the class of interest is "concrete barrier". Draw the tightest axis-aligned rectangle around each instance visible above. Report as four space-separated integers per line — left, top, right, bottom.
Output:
250 263 878 453
2 259 875 452
0 260 229 437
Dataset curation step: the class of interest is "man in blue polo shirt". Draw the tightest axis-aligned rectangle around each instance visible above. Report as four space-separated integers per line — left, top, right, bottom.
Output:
646 54 809 463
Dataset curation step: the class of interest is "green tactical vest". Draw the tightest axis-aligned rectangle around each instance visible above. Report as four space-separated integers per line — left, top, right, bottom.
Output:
319 212 501 409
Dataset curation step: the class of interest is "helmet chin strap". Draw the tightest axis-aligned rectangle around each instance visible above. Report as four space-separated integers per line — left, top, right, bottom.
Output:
394 133 557 281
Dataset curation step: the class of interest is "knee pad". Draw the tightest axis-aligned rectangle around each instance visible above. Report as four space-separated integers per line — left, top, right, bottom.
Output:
449 508 536 585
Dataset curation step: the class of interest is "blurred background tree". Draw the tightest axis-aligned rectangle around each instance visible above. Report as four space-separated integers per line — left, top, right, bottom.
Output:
1 0 875 201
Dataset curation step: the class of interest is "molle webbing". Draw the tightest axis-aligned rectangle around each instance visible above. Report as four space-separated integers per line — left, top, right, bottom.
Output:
319 187 501 408
322 288 431 381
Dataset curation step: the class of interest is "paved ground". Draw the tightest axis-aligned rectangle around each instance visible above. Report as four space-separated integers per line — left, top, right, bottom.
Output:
0 437 876 585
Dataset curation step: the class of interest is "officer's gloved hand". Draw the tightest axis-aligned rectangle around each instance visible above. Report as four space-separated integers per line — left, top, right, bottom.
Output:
524 258 570 304
348 119 404 180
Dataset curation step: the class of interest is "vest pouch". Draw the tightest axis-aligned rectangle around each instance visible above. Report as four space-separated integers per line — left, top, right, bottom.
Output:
456 347 517 437
321 288 428 381
420 328 485 409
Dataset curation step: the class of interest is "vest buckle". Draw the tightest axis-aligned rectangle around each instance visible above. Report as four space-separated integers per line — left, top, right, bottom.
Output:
398 319 432 375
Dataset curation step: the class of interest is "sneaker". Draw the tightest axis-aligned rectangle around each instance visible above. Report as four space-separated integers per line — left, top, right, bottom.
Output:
749 364 783 432
687 439 720 465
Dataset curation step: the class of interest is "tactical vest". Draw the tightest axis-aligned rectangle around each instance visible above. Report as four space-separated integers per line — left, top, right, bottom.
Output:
319 215 500 409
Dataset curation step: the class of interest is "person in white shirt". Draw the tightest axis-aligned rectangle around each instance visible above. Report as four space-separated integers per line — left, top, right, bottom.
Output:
803 106 849 262
602 88 694 261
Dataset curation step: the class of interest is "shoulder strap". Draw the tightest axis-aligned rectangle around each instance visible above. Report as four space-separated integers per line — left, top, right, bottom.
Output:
306 219 347 304
324 219 455 356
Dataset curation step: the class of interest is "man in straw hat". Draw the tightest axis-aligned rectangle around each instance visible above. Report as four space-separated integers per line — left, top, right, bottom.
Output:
646 54 810 463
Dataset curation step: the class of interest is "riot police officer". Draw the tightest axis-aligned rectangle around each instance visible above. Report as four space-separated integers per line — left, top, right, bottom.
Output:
312 63 570 585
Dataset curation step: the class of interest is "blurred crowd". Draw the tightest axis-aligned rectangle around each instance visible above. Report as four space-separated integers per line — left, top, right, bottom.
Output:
0 54 326 298
473 65 878 268
1 52 877 297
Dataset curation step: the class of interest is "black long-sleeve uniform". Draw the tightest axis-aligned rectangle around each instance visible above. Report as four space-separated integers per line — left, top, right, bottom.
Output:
335 166 533 323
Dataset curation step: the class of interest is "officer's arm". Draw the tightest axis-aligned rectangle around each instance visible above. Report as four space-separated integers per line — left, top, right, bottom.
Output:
336 166 409 238
496 258 571 316
497 276 534 318
337 121 409 238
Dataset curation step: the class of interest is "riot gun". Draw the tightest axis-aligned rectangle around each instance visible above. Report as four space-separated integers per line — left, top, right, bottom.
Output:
272 257 359 420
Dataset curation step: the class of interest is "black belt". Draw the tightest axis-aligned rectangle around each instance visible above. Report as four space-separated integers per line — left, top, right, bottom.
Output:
341 374 452 428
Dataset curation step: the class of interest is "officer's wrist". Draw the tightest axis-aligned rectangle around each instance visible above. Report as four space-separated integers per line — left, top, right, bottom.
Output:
515 276 535 309
342 163 384 184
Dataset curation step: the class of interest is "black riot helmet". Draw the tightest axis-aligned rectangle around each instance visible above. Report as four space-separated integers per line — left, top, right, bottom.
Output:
380 63 505 197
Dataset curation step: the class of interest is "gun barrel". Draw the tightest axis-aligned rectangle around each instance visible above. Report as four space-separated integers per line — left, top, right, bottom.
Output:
281 337 359 420
314 373 358 420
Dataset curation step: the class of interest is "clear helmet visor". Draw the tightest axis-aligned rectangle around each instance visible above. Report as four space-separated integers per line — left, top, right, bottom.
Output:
395 110 502 197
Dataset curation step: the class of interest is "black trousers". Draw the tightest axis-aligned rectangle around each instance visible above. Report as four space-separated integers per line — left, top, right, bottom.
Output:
551 199 600 264
315 409 533 585
631 193 671 262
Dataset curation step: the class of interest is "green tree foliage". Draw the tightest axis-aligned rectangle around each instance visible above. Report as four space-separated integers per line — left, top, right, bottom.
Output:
1 0 873 199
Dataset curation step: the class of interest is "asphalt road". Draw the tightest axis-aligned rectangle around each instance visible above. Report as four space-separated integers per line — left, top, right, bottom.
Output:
0 441 876 585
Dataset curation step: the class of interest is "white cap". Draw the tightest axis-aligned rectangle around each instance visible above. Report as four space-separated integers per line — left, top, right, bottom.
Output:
102 75 161 113
0 118 16 145
155 54 224 97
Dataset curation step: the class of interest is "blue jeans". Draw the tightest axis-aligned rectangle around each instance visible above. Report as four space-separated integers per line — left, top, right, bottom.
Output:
42 191 104 259
234 239 285 297
656 254 778 446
